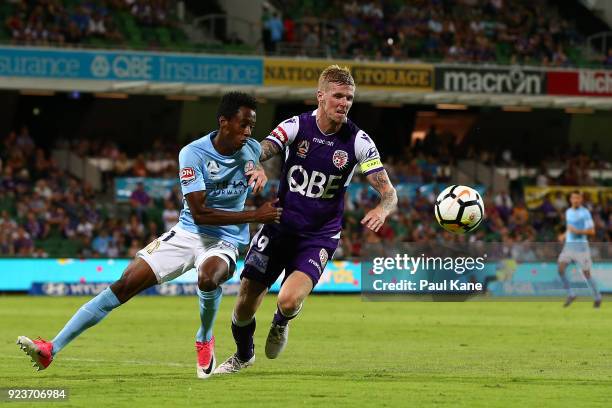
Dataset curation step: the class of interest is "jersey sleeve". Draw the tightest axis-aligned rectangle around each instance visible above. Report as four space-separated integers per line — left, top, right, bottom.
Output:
355 130 384 175
178 145 207 195
265 116 299 149
583 209 595 229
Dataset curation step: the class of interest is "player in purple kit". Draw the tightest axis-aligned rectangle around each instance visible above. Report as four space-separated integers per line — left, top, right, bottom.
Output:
216 65 398 373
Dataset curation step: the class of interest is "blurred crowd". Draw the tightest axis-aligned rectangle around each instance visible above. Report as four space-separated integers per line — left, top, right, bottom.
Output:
4 0 176 46
0 127 183 257
58 137 181 180
0 126 610 259
266 0 584 66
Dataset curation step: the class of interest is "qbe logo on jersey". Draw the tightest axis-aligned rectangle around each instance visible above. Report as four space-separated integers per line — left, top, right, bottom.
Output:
180 167 196 185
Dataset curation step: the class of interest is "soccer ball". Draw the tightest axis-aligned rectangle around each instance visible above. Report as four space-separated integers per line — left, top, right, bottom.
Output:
434 185 484 234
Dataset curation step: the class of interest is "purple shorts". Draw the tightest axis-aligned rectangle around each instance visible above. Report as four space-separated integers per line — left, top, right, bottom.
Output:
241 224 338 288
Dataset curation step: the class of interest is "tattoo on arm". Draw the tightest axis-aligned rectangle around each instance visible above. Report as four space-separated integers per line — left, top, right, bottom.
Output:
381 190 397 215
260 139 281 162
368 170 398 215
372 171 389 189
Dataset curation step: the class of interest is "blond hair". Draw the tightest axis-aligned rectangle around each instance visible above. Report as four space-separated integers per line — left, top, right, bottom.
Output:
318 65 355 90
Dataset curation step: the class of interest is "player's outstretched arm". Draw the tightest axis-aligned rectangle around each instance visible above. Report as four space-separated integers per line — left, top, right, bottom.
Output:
246 164 268 195
260 139 282 162
246 139 282 193
361 169 398 232
186 191 282 225
567 225 595 236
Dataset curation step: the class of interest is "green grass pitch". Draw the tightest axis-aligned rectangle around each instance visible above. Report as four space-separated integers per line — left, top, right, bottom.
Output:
2 295 611 407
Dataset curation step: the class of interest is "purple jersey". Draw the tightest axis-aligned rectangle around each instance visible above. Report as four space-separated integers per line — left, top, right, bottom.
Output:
266 110 384 238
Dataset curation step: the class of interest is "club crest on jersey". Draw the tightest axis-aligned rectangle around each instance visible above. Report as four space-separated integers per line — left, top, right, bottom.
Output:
206 160 220 177
244 160 255 173
332 150 349 169
297 140 310 158
180 167 196 185
319 248 328 268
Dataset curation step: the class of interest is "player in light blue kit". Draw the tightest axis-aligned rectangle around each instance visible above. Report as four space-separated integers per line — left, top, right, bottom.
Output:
558 190 601 308
17 92 282 378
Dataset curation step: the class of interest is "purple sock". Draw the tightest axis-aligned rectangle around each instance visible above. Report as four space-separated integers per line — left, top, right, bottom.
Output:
231 318 256 361
272 305 299 327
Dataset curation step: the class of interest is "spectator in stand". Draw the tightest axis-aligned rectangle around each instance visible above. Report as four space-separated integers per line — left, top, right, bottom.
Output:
274 0 584 65
92 228 112 256
114 152 132 177
13 226 34 256
283 15 295 43
132 154 147 177
604 49 612 68
162 199 179 231
129 182 152 220
264 11 284 53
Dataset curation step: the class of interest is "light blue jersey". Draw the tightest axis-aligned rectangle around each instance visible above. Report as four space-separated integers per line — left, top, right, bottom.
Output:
177 131 261 246
564 206 594 252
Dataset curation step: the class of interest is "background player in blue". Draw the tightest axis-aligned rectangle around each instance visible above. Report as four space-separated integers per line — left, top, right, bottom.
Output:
557 190 600 308
17 92 282 378
216 66 398 373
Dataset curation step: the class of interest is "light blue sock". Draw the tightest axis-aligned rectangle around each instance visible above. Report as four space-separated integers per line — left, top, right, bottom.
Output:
51 287 121 355
585 277 601 301
560 274 575 297
196 287 222 343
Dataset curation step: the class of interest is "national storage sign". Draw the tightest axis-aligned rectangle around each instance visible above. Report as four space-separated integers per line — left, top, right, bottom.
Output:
435 66 546 95
547 69 612 97
264 58 433 91
0 46 262 84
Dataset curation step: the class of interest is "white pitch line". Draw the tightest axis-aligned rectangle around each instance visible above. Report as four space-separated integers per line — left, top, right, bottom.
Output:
7 355 192 368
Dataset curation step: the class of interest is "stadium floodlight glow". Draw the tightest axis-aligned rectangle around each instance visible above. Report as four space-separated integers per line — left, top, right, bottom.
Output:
455 94 489 106
94 92 129 99
520 96 555 108
388 92 425 104
165 95 199 101
184 84 222 95
416 111 437 117
564 107 594 114
148 82 185 94
502 106 532 112
20 90 55 96
372 102 403 108
111 81 148 92
436 103 468 110
288 88 315 100
254 86 289 99
583 98 612 110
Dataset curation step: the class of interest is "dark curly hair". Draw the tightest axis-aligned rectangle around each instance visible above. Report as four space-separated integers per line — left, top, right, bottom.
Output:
216 92 257 124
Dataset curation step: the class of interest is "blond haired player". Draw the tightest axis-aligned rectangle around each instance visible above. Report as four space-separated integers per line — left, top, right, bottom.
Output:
216 65 398 373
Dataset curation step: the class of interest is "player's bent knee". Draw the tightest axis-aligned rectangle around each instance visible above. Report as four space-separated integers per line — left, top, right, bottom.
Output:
198 271 220 292
278 294 302 316
198 257 230 292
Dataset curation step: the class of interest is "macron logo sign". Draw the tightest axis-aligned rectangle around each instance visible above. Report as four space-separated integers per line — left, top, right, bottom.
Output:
579 71 612 94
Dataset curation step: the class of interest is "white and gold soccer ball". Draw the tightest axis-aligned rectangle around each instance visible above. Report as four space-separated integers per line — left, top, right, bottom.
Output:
434 185 484 234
